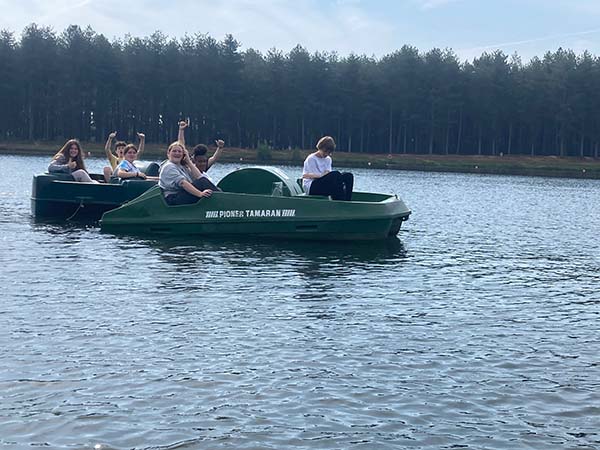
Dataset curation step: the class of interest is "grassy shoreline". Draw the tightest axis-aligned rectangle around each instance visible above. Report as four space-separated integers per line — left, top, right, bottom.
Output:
2 141 600 179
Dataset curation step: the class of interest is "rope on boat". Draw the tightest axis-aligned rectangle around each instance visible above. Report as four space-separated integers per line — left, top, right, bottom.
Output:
66 198 85 221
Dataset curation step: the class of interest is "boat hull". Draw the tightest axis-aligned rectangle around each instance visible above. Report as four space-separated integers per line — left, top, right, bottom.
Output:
31 173 157 221
101 187 411 241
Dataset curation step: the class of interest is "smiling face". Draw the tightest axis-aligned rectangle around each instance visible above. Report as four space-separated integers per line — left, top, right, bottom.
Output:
124 147 137 162
193 155 208 172
69 144 80 159
115 144 126 158
167 143 185 164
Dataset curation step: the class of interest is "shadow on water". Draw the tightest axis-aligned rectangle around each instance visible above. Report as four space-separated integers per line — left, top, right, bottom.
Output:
29 217 410 286
30 217 99 239
128 233 408 266
31 215 98 229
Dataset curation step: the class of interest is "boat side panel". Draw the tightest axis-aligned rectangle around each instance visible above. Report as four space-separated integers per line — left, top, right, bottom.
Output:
101 190 410 240
31 174 156 219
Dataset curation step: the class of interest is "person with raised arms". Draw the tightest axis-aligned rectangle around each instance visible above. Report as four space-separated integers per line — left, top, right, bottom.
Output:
114 144 158 180
158 141 215 206
103 131 146 182
178 120 224 176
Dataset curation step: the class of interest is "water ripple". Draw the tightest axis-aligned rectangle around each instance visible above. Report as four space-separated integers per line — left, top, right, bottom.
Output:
0 156 599 449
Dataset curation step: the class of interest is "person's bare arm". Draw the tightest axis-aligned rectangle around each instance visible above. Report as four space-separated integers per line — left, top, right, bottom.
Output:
302 171 329 179
207 139 224 170
136 132 145 157
181 147 202 179
105 132 116 159
117 168 146 179
177 120 188 146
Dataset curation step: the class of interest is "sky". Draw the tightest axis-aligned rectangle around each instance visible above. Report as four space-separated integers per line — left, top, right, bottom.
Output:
1 0 600 62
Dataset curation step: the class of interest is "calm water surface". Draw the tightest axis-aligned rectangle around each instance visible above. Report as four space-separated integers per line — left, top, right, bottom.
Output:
1 154 599 450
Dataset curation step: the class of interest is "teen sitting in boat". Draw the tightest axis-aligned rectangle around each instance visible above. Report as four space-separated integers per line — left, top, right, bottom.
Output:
177 120 225 175
302 136 353 200
103 131 145 182
114 144 158 180
158 142 217 206
48 139 98 183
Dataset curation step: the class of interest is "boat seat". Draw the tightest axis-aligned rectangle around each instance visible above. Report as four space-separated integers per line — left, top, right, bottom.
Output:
141 162 160 176
296 179 331 199
134 161 160 176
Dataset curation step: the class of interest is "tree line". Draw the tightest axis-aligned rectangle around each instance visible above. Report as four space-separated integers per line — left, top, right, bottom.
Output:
1 24 599 158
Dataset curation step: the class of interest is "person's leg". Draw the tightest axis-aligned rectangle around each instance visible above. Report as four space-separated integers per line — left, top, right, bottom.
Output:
309 171 344 200
72 169 97 183
192 177 220 191
167 178 218 206
308 174 331 196
169 190 199 205
103 166 112 183
341 172 354 200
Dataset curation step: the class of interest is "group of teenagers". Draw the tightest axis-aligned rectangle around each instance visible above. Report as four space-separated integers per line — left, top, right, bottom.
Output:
48 122 354 205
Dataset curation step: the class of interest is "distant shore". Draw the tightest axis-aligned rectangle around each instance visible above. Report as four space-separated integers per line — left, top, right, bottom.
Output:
2 141 600 180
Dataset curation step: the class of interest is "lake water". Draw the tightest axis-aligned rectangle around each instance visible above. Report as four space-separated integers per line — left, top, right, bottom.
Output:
1 154 599 450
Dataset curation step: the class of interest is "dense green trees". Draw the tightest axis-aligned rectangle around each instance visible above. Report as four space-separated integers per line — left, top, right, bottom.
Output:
1 24 599 157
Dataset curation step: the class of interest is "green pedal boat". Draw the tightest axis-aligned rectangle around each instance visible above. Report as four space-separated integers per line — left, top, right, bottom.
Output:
31 161 159 221
100 167 411 240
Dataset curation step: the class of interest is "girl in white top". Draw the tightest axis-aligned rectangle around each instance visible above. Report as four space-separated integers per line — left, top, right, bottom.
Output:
302 136 354 201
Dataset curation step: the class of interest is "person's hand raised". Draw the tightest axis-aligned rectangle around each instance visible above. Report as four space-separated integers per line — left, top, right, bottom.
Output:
215 139 225 149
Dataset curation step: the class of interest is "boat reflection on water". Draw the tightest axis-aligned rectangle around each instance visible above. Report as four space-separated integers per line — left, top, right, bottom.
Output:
125 234 409 270
29 219 409 309
30 216 408 266
29 217 99 245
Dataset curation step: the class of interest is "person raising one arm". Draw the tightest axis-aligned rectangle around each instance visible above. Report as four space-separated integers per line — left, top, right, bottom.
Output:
103 132 126 182
158 142 216 206
177 119 225 173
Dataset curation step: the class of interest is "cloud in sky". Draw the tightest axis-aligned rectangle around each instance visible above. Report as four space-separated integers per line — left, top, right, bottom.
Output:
34 0 93 24
1 0 600 60
0 0 396 55
458 28 600 55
